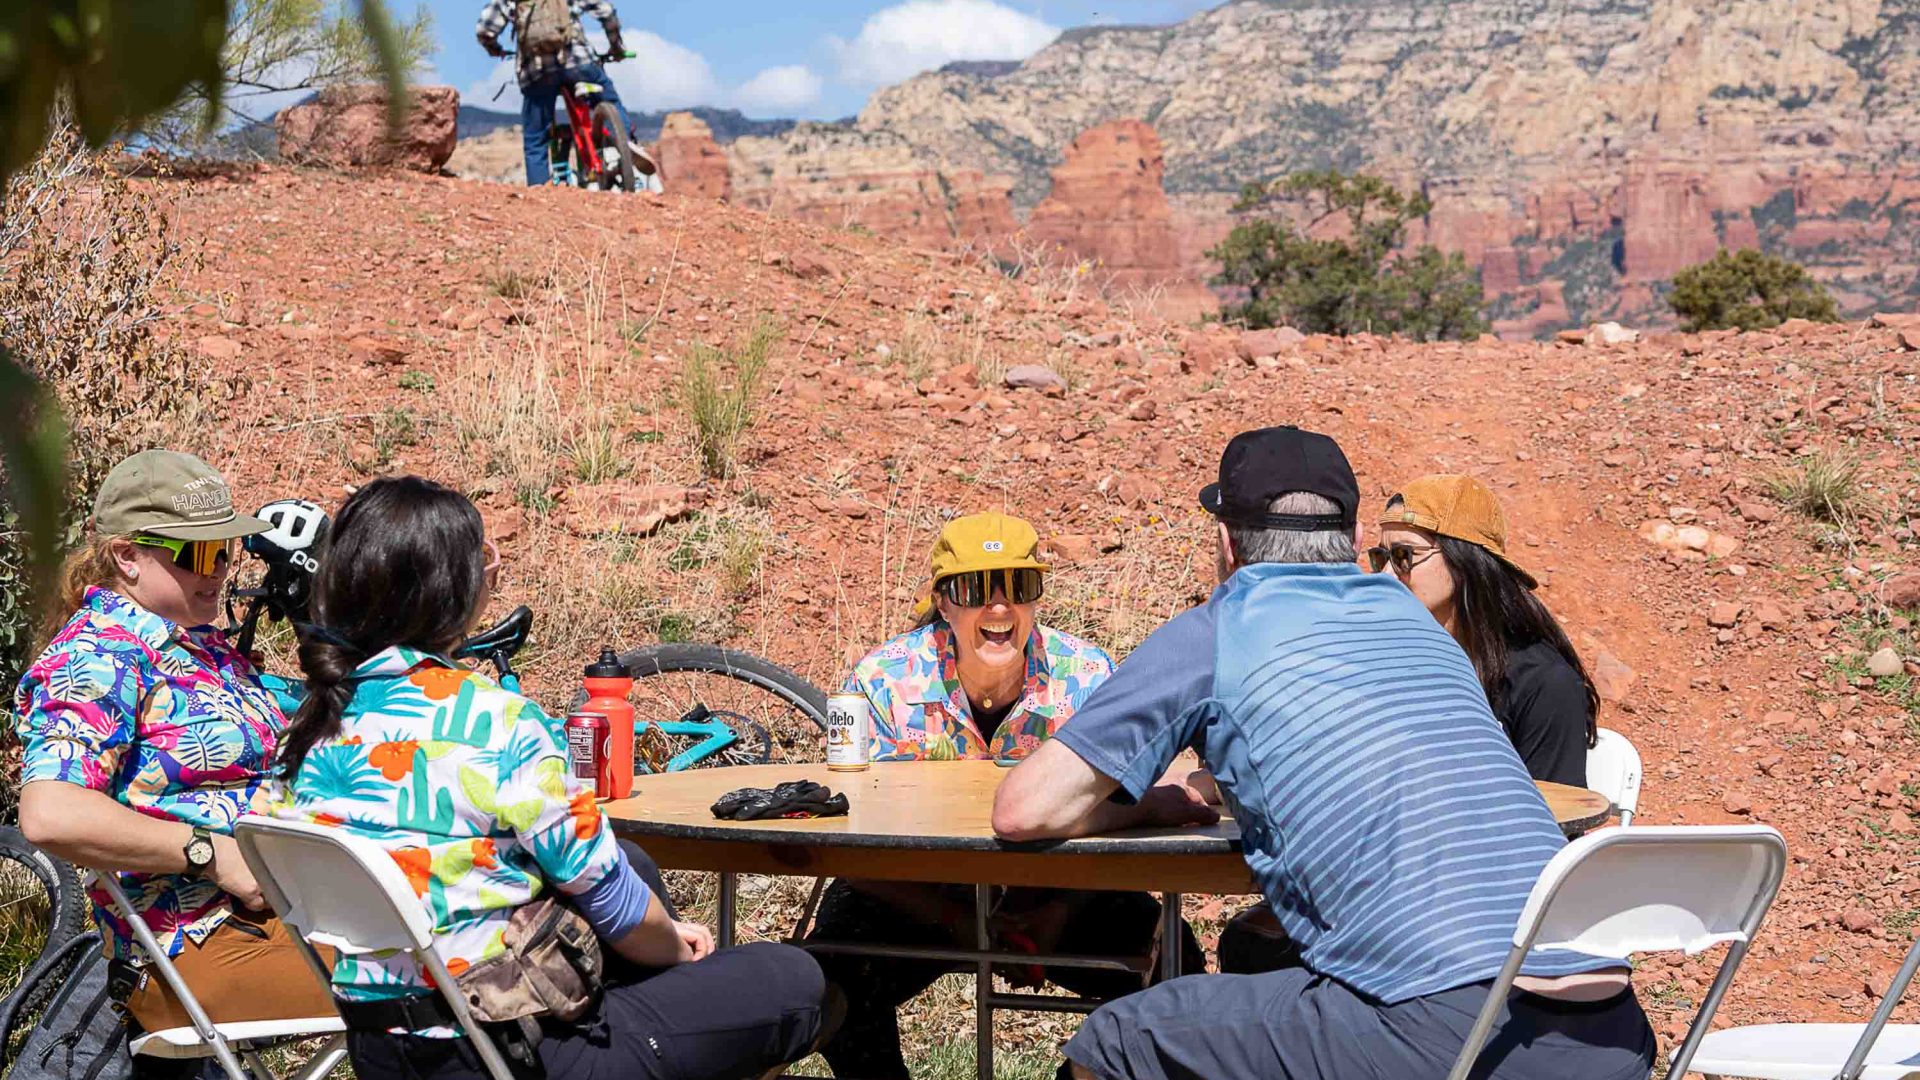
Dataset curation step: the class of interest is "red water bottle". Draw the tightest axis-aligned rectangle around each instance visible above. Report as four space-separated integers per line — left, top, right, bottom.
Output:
582 648 635 800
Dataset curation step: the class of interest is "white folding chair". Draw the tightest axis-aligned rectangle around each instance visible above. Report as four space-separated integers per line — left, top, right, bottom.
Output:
1686 932 1920 1079
92 873 346 1080
1587 726 1644 825
230 815 517 1080
1445 825 1788 1080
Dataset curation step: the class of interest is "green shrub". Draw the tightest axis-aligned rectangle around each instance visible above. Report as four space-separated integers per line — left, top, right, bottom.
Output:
1668 249 1839 332
1208 170 1488 341
1765 451 1868 525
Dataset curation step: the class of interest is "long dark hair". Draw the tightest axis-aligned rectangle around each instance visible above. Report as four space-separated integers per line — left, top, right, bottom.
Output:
1435 534 1599 749
276 476 488 778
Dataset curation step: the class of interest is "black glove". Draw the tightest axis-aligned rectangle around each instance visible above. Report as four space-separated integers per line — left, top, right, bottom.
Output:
482 38 508 58
605 35 625 59
711 780 849 821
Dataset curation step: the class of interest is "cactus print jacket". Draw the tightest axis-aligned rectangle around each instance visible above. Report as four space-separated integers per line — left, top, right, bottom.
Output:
842 621 1114 762
15 587 285 959
265 646 622 1023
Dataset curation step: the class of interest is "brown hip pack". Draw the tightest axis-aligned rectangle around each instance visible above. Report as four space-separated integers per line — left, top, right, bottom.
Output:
456 896 604 1025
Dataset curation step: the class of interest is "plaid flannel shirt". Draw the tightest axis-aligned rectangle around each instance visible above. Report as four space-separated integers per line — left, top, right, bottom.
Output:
476 0 619 88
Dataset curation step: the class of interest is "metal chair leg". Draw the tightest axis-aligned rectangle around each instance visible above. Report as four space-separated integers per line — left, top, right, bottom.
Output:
976 883 993 1080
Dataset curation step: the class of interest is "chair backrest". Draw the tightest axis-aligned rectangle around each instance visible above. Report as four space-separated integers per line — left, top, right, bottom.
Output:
232 816 433 955
233 815 519 1080
1587 727 1643 825
1446 825 1787 1080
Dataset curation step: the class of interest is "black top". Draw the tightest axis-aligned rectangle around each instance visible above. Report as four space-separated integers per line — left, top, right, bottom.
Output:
1496 641 1593 788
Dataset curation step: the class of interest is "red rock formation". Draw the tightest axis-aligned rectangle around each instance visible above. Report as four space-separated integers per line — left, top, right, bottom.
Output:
276 85 458 172
1026 120 1216 317
656 112 731 201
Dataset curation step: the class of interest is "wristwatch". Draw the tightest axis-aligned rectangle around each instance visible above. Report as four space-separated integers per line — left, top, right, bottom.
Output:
183 827 215 876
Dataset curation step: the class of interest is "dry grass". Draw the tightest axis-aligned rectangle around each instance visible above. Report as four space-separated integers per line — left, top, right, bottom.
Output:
1765 450 1870 526
680 317 779 480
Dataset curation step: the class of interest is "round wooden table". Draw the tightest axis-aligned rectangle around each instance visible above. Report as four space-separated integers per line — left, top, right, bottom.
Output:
604 761 1613 1079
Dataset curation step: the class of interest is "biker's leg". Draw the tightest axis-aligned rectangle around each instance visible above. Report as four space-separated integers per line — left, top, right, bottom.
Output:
518 74 561 186
568 60 632 134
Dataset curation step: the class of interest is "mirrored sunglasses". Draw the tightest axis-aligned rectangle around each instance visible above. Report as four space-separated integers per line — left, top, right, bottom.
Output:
129 535 231 577
937 567 1044 608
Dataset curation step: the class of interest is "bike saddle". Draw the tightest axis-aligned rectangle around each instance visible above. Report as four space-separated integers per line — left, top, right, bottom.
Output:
456 605 533 661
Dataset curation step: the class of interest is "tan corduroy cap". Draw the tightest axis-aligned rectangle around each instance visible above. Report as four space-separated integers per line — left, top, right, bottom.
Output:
1381 474 1537 588
92 450 269 541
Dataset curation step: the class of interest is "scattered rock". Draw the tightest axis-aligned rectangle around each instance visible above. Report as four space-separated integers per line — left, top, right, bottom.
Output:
1235 326 1305 361
1722 792 1754 816
276 84 459 171
1707 602 1743 628
1868 647 1904 678
194 335 242 360
1841 908 1879 934
560 484 702 537
1900 328 1920 352
1753 601 1792 630
1736 501 1780 524
1126 397 1160 421
1048 534 1099 562
1592 651 1636 704
1637 520 1740 559
1870 312 1920 331
1003 365 1069 393
1890 811 1915 834
347 334 411 365
1585 321 1641 345
1882 573 1920 610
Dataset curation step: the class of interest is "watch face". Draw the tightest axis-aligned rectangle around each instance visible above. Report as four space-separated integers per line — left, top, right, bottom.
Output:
186 836 214 868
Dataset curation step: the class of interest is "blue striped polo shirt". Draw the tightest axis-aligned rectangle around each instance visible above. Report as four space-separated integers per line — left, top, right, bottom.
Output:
1053 561 1614 1003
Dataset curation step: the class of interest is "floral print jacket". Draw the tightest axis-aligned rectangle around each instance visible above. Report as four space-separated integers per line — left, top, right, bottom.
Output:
842 621 1114 761
265 646 622 1021
14 587 286 959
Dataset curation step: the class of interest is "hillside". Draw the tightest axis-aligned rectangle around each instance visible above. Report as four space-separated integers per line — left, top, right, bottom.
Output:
153 166 1920 1058
728 0 1920 335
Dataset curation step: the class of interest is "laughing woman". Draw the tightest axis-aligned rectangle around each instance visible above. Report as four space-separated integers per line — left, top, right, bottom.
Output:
805 512 1202 1080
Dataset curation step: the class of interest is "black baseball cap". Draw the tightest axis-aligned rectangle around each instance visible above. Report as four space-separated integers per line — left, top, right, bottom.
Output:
1198 426 1359 530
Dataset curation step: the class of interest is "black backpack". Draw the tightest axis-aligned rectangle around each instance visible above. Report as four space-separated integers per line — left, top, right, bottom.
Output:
5 934 133 1080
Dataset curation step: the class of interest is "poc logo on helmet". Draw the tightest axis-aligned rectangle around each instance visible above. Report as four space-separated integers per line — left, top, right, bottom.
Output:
983 541 1004 553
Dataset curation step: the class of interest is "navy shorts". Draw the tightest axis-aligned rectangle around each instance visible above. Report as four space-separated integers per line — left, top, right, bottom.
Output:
1063 968 1655 1080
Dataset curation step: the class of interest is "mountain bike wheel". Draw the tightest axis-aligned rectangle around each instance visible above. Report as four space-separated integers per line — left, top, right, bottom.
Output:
619 644 826 767
573 102 636 192
0 826 90 1064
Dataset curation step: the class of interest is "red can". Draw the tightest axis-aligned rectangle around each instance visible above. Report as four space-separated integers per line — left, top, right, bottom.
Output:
565 710 612 798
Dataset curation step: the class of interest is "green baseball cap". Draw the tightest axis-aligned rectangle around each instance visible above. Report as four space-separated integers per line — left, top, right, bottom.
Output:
92 450 270 541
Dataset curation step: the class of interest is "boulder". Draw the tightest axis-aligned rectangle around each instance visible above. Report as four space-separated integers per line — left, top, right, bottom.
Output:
276 85 458 172
1003 365 1068 393
1585 321 1641 345
1236 326 1306 361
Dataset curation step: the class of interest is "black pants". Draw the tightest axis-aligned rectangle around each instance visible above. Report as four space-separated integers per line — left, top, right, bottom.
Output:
806 880 1204 1080
346 843 827 1080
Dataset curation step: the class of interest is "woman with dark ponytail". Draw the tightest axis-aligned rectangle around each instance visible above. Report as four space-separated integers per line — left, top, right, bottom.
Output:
266 476 828 1080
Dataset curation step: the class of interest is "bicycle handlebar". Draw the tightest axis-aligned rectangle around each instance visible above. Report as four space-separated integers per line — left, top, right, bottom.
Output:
495 48 634 61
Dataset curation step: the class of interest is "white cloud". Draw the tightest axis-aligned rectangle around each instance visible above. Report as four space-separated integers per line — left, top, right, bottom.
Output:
829 0 1058 86
460 31 722 114
732 65 824 114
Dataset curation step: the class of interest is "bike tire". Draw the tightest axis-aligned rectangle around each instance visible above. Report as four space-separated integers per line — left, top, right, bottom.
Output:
586 102 636 193
619 644 827 732
0 825 91 1064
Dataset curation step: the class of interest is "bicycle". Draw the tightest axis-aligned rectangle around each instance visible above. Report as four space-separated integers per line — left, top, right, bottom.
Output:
0 826 89 1062
501 48 647 193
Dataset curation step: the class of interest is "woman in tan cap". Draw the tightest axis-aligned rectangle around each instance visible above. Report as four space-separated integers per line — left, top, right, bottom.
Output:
1369 473 1598 784
12 450 336 1056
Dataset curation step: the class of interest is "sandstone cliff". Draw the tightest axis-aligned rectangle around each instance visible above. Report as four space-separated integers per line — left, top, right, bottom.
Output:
840 0 1920 333
657 112 732 201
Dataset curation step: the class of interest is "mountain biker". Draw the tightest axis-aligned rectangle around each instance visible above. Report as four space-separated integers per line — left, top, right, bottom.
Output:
269 476 830 1080
476 0 654 186
11 451 336 1066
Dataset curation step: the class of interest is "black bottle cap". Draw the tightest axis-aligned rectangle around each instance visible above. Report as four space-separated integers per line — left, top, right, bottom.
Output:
584 647 628 679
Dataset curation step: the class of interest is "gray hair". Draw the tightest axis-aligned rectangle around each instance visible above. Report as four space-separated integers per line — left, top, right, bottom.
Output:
1226 492 1357 566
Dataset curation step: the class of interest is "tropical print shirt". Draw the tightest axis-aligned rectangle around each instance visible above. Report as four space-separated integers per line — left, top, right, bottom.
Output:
14 587 286 959
265 646 622 1031
843 622 1114 761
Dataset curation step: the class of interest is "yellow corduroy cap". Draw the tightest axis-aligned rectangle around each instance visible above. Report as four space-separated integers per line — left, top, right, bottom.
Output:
912 512 1051 620
1381 474 1538 588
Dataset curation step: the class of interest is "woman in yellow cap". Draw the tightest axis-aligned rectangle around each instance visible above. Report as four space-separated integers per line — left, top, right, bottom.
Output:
1369 474 1598 785
806 511 1201 1080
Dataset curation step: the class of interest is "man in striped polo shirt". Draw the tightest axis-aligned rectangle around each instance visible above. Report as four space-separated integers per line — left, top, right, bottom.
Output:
993 426 1654 1080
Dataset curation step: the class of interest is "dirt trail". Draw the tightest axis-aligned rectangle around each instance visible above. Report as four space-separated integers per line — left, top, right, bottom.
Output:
153 166 1920 1050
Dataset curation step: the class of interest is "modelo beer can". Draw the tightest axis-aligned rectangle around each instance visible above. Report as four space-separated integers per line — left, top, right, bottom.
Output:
566 710 612 797
826 694 872 772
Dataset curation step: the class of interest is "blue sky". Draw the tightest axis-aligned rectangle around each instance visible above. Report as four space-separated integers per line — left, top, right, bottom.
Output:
431 0 1220 119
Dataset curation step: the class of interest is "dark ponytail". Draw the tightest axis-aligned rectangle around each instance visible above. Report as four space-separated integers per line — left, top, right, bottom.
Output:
1436 535 1599 749
276 476 488 778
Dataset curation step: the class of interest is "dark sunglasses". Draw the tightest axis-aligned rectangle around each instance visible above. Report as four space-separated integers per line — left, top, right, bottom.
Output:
1366 543 1442 577
128 535 231 577
937 568 1044 607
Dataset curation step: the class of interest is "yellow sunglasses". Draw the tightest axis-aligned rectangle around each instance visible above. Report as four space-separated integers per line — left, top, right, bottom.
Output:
128 535 231 577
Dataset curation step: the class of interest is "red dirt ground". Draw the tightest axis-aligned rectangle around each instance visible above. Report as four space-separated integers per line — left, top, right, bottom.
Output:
153 165 1920 1052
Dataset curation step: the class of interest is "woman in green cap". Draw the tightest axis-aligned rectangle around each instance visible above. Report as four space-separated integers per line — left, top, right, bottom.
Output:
804 511 1202 1080
12 450 336 1060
